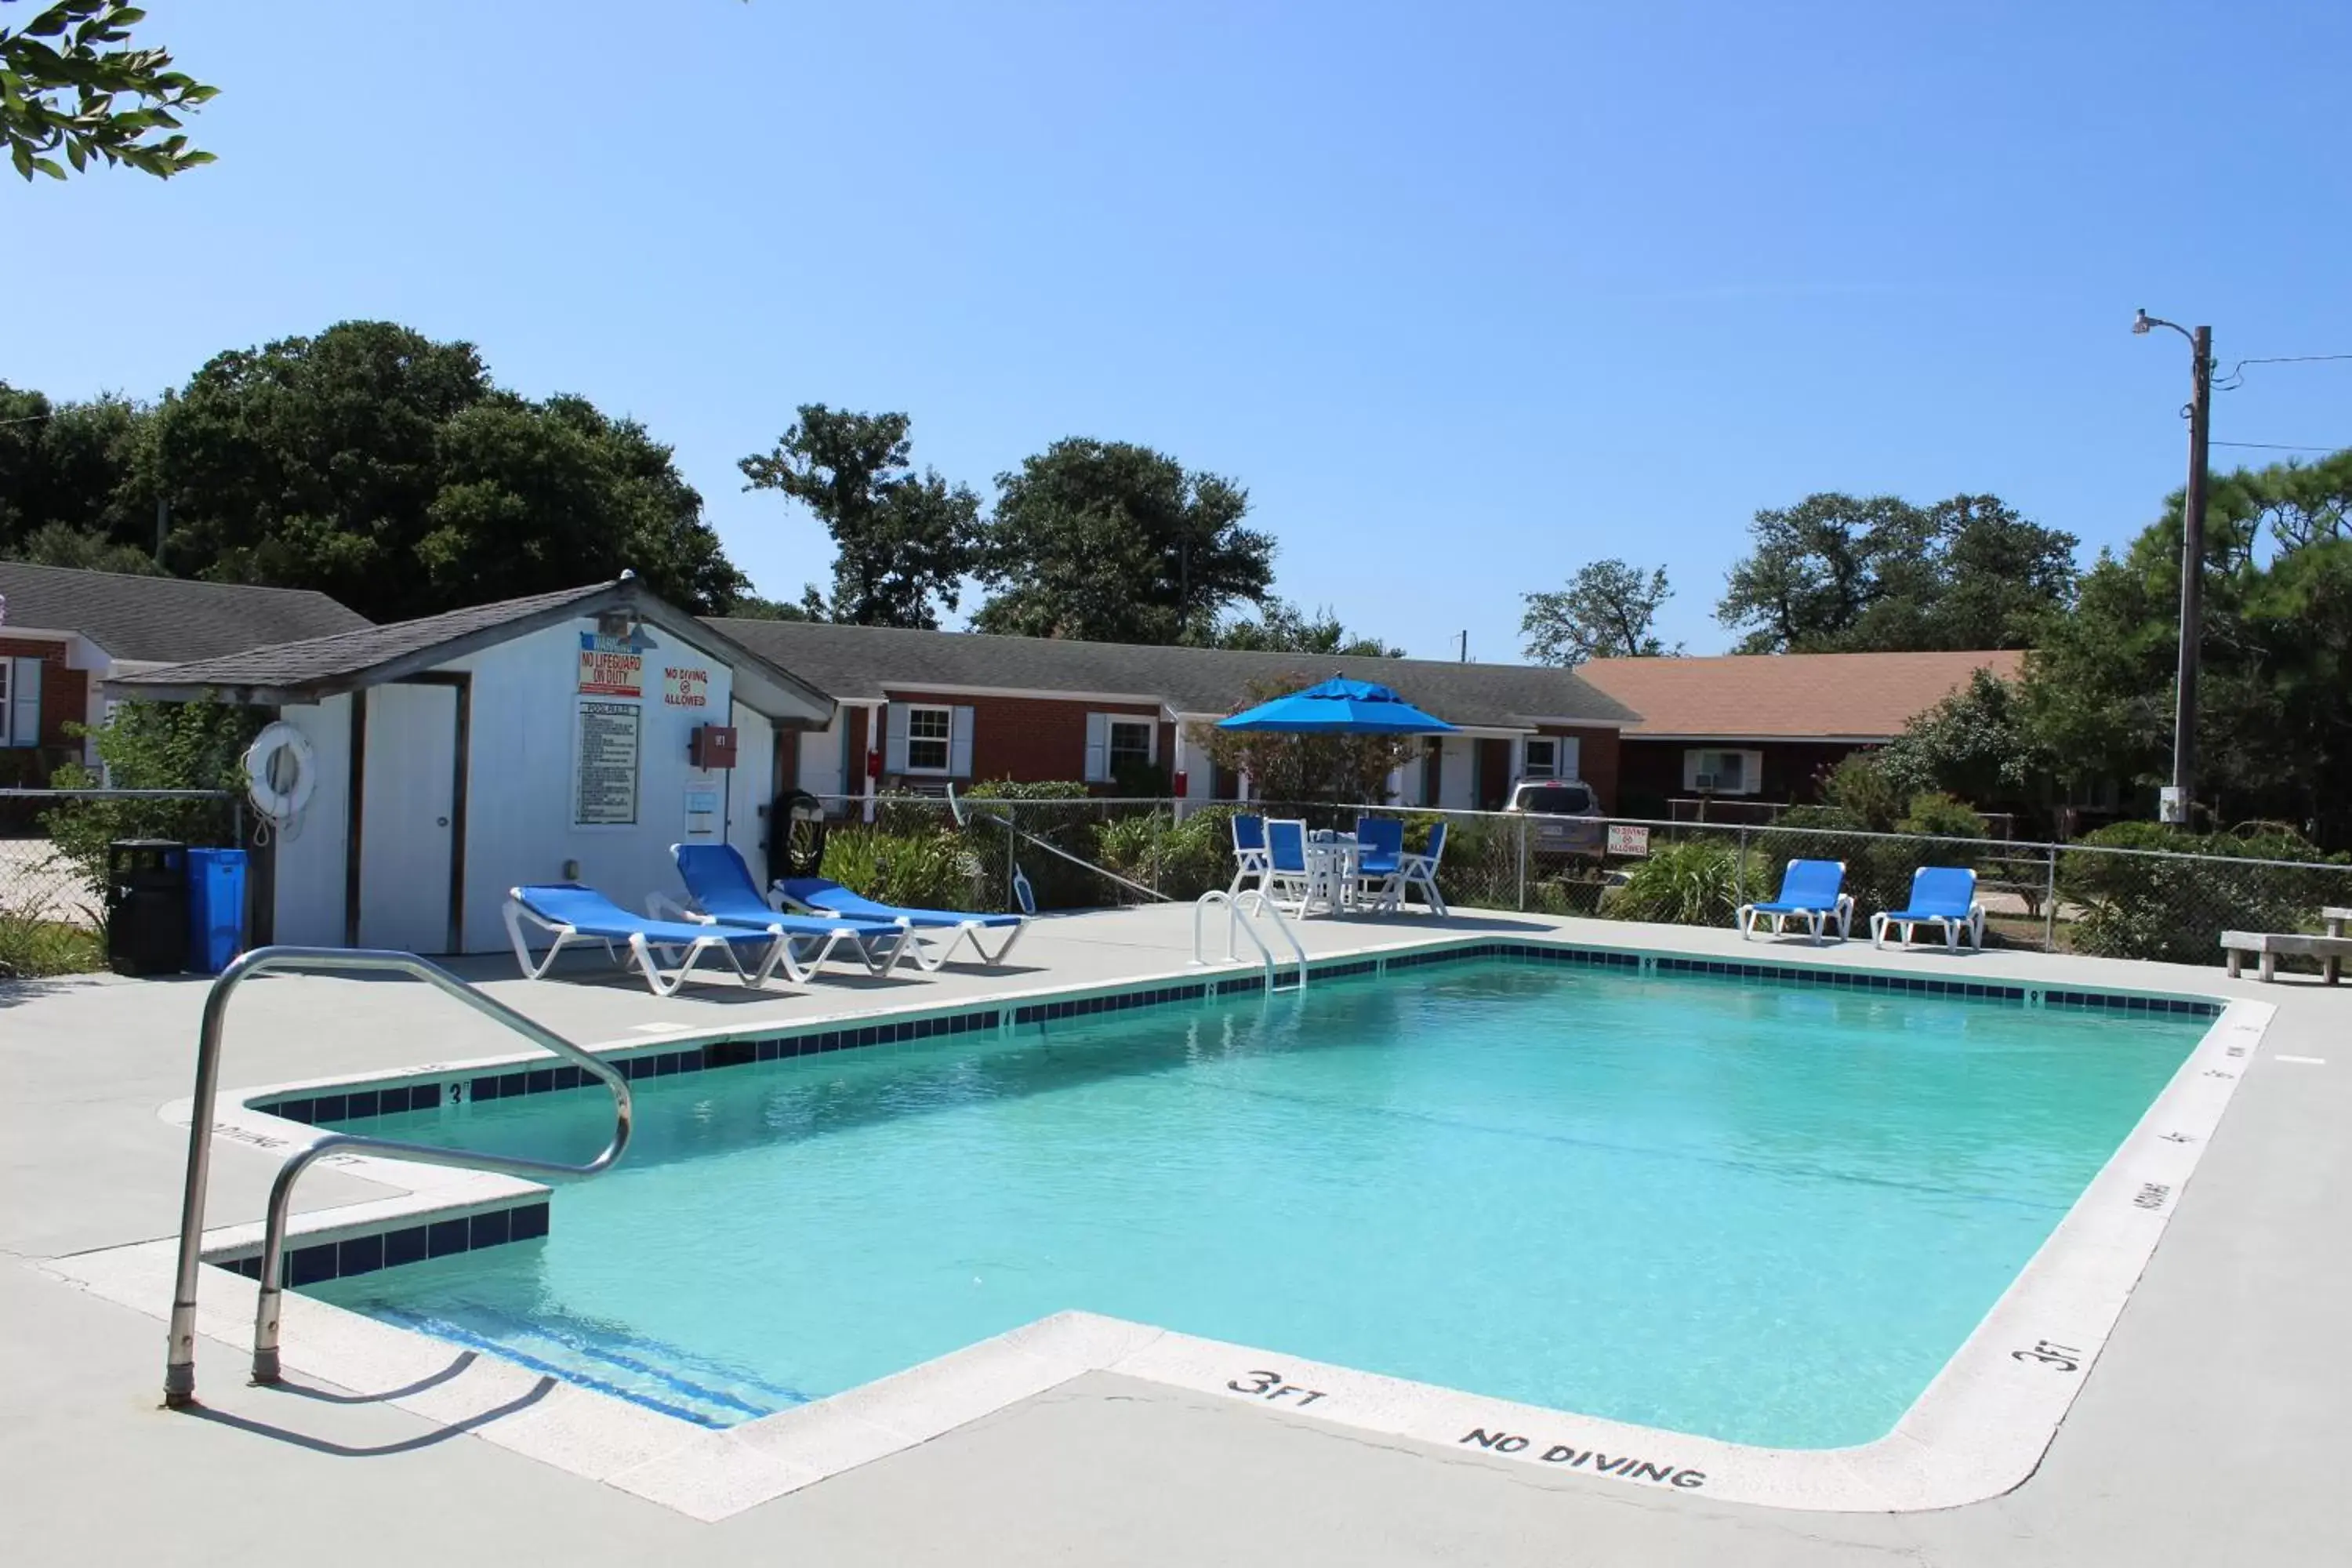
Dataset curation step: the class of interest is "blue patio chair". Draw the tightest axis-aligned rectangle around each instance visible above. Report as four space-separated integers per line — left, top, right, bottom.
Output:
1396 820 1450 916
1354 816 1406 910
1871 866 1987 953
1229 813 1271 896
503 882 791 996
658 843 918 978
774 877 1029 967
1737 858 1853 943
1262 818 1315 908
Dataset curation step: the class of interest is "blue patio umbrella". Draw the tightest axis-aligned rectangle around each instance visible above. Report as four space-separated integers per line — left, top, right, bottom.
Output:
1216 677 1457 735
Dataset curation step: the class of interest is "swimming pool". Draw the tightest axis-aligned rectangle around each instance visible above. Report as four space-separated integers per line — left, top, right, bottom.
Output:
302 956 2208 1450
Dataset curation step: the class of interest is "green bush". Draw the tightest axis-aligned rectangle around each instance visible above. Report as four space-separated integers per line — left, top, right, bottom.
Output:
1094 807 1236 902
0 910 105 979
41 700 256 901
816 826 986 913
1602 839 1741 927
2059 822 2350 964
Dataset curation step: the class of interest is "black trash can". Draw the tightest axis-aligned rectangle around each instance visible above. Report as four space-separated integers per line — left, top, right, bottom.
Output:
107 839 188 977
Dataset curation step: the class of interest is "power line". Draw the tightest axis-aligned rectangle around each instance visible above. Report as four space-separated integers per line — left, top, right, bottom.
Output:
2215 352 2352 392
2212 440 2348 453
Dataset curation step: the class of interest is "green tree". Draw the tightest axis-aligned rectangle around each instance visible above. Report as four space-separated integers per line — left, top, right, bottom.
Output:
975 438 1272 643
2 2 216 180
143 321 745 621
738 405 981 628
1716 492 2074 653
5 518 162 572
1875 667 2053 814
0 381 155 555
1205 598 1401 657
1520 559 1677 666
2024 450 2352 841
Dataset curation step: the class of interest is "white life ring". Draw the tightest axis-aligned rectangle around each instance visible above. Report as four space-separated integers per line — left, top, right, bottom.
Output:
244 720 318 828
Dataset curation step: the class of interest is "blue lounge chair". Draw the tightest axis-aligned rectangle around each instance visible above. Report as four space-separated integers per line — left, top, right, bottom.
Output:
1229 814 1270 897
1396 820 1450 916
503 883 791 996
1871 866 1987 953
1354 816 1405 910
659 844 918 978
1737 858 1853 943
773 877 1029 967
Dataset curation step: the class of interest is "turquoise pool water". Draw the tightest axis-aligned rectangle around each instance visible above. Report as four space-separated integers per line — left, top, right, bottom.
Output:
310 962 2205 1447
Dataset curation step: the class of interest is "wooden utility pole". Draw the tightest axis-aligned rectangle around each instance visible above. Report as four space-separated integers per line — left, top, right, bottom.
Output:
2134 310 2213 826
2171 325 2212 825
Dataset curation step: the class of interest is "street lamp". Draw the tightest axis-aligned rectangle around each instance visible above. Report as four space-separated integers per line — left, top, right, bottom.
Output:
2132 308 2213 826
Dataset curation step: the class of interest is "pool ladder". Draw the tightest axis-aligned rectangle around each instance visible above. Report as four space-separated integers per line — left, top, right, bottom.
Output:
1192 889 1308 993
162 946 633 1408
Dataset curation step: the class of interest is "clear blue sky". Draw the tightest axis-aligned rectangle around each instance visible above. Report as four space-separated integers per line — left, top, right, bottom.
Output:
9 0 2350 657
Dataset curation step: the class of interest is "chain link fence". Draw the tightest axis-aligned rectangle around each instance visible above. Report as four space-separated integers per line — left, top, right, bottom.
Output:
804 792 2352 972
0 788 241 979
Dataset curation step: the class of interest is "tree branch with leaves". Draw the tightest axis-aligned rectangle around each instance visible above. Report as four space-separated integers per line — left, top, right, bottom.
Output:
2 2 216 180
1520 559 1677 666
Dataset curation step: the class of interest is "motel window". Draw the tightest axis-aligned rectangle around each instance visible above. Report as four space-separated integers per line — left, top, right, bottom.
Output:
905 705 952 772
884 701 974 777
2 656 42 749
1108 719 1153 773
1523 737 1557 779
1683 748 1763 796
1084 712 1157 783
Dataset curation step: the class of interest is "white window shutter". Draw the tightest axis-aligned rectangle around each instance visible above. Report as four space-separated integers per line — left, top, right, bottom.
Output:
1557 735 1581 781
1083 712 1109 782
949 706 975 776
9 657 41 749
883 702 909 773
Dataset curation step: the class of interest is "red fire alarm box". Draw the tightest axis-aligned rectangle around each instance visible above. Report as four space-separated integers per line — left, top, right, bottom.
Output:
688 724 738 769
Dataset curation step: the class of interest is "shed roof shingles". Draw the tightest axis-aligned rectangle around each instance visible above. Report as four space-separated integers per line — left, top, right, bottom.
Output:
706 618 1639 729
1574 649 2027 739
0 561 370 663
107 583 618 692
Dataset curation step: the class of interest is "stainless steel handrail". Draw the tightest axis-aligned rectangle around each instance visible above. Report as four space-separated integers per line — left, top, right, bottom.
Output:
163 946 633 1406
1192 890 1308 992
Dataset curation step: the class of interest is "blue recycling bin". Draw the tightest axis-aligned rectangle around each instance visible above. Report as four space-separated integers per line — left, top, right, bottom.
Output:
186 848 249 975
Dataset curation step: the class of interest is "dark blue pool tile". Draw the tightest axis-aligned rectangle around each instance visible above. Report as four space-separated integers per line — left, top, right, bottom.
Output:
343 1090 379 1120
311 1093 347 1123
382 1225 428 1268
470 1209 511 1248
288 1243 337 1287
654 1054 680 1076
411 1082 441 1110
337 1233 384 1277
427 1218 470 1258
554 1065 583 1089
526 1069 555 1094
230 1255 262 1280
509 1203 550 1241
677 1048 706 1073
380 1085 413 1114
273 1098 314 1124
471 1075 503 1101
498 1072 528 1097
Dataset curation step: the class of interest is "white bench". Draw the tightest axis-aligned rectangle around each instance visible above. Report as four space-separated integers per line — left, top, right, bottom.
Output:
2220 930 2352 984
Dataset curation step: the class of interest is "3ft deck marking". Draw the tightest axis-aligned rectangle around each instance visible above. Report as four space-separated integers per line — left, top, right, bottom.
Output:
2011 1339 2082 1372
1225 1369 1327 1406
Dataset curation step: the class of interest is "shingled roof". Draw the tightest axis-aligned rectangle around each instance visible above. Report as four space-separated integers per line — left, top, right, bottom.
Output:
705 618 1639 730
0 561 369 663
1574 649 2027 741
110 578 835 722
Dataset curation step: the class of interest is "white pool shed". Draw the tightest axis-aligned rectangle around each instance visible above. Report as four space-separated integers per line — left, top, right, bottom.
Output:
109 577 834 955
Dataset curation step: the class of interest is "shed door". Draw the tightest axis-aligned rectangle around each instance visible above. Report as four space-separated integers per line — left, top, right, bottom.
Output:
358 683 459 953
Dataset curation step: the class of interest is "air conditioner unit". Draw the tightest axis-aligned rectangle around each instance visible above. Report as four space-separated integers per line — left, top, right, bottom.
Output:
1694 771 1722 791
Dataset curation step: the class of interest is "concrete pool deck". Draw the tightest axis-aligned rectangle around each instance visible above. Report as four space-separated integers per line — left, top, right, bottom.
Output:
5 905 2349 1565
